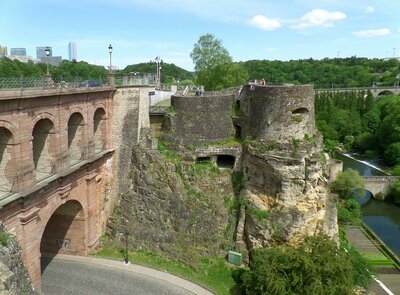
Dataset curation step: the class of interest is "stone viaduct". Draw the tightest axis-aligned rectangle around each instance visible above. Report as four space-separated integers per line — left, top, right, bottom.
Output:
0 81 152 290
316 86 400 98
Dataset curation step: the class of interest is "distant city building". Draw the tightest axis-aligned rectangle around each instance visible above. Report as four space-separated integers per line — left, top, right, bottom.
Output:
36 46 52 59
8 55 34 63
10 48 27 56
68 41 77 61
0 45 7 57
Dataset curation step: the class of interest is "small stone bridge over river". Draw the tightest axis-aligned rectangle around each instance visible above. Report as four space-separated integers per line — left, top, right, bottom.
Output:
316 86 400 98
363 176 400 199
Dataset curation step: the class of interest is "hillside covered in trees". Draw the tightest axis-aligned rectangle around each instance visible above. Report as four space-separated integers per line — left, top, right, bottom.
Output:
1 56 399 89
241 57 400 89
0 57 107 80
119 62 194 84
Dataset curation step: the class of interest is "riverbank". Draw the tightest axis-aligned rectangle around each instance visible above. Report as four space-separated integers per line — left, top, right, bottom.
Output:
344 225 400 295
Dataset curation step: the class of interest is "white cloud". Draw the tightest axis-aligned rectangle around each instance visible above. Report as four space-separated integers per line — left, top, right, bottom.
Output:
292 9 346 29
364 6 375 14
353 28 391 37
248 15 281 31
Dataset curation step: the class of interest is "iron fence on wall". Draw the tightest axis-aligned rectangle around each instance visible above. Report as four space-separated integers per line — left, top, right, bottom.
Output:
0 76 107 90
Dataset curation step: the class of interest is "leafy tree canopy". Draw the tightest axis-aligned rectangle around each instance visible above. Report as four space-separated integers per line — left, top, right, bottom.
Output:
190 34 248 90
331 169 365 199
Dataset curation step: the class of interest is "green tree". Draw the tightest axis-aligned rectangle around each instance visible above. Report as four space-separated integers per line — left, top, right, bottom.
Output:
331 169 365 199
384 142 400 166
241 235 354 295
190 34 248 90
386 180 400 206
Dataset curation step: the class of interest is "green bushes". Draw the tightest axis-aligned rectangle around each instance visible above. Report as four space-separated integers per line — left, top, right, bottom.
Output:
241 235 354 295
337 199 361 224
0 231 10 247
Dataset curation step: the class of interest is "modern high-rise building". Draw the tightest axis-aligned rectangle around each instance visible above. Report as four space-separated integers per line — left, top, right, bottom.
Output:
36 46 52 59
0 45 7 57
10 48 27 56
68 41 77 61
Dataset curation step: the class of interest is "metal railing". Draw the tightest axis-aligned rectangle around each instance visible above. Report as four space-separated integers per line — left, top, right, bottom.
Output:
0 76 107 91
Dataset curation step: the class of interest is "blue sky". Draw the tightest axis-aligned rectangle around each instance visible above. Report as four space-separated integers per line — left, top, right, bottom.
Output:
1 0 399 71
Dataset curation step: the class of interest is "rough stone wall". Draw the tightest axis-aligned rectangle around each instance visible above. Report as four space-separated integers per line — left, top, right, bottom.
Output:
237 85 338 251
165 94 234 145
0 223 38 295
240 84 315 143
108 146 236 265
110 86 153 196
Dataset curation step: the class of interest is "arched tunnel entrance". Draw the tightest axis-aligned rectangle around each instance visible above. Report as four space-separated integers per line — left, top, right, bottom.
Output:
216 155 236 169
40 200 86 260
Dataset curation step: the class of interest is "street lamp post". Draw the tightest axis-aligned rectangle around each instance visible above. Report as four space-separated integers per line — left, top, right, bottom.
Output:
124 229 129 264
107 44 115 86
155 56 162 88
45 47 50 75
108 44 113 72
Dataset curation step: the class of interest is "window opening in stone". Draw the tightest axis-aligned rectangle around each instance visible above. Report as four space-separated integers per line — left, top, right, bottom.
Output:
234 124 242 139
216 155 235 169
292 108 309 114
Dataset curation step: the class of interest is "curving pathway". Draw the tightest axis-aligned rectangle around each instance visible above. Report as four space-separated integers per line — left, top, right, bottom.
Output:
41 254 214 295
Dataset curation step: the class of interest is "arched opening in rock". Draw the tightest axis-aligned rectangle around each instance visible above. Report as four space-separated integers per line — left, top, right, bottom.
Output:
0 127 13 193
68 113 85 163
216 155 235 169
32 119 55 180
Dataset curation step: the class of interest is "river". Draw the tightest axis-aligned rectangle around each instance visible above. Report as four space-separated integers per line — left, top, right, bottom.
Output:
335 153 400 257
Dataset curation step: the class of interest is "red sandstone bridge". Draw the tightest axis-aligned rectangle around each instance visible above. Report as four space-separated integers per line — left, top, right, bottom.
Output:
0 84 116 289
315 86 400 98
0 74 155 291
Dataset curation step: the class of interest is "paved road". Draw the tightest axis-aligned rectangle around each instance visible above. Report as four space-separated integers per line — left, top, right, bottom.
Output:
41 255 214 295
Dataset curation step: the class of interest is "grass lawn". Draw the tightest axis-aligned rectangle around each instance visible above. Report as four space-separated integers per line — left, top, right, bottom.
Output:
92 246 241 295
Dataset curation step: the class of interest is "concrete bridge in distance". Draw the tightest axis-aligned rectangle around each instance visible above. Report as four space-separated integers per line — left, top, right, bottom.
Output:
362 176 400 199
316 86 400 98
